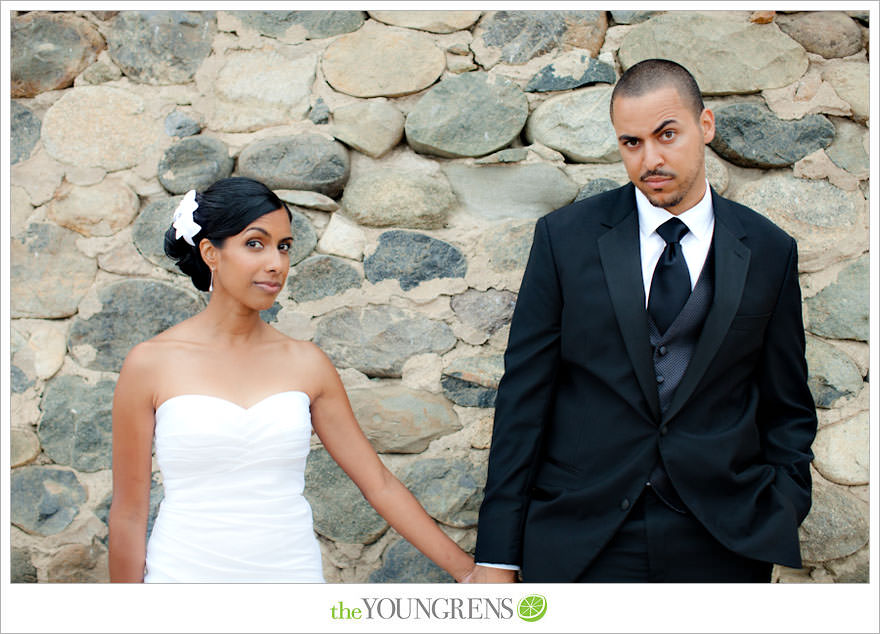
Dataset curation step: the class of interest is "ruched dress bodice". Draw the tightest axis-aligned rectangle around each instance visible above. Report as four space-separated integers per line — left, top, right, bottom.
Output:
144 391 324 582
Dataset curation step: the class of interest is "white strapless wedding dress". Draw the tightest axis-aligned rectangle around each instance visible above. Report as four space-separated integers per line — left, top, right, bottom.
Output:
144 391 325 582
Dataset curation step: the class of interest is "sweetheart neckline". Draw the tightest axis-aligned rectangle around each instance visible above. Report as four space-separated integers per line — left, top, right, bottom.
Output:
155 390 310 415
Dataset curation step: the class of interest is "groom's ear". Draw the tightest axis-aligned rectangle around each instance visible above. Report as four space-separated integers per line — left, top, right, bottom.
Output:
700 107 715 145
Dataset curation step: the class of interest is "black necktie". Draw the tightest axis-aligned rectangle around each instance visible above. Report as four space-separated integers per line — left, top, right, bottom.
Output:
648 218 691 333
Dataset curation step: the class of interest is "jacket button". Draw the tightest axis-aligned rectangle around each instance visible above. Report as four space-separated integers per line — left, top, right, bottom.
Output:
656 374 664 384
660 425 668 436
658 345 668 356
620 498 630 510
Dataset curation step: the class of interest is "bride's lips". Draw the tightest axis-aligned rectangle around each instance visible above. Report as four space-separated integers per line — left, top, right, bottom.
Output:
254 281 282 293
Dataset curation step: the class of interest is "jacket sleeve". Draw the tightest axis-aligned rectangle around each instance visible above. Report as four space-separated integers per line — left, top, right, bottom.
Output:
756 238 818 525
474 216 564 565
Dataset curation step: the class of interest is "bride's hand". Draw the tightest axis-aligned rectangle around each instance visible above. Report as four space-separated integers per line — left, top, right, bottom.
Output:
456 563 478 583
461 565 518 583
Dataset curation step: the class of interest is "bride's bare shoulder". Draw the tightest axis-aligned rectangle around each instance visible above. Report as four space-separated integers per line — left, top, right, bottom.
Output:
121 319 199 373
273 330 330 362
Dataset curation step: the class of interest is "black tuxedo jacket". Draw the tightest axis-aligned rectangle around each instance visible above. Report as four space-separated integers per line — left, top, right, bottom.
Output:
474 183 818 581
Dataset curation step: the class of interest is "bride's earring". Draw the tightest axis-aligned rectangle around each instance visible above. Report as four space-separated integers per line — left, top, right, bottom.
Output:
209 268 214 292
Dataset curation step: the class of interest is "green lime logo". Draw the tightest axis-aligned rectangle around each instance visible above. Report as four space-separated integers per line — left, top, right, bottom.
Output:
517 594 547 622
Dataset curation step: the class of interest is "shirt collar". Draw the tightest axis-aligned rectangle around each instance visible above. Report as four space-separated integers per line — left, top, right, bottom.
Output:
636 180 714 241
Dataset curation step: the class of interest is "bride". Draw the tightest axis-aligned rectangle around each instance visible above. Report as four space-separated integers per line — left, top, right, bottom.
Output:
108 177 476 583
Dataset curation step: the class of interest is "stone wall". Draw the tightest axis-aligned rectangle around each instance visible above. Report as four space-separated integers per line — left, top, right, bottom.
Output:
9 9 870 583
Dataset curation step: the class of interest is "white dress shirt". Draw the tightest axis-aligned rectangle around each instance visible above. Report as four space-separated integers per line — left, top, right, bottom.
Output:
637 181 715 305
478 181 716 573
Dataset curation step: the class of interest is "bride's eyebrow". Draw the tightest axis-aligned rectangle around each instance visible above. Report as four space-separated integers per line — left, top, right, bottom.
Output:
244 227 293 242
244 227 270 236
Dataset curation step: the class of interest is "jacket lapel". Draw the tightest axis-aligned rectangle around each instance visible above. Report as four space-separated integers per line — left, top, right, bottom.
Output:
662 191 751 423
597 186 661 421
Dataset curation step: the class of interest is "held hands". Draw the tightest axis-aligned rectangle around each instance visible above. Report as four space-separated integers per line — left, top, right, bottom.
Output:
460 564 518 583
456 563 477 583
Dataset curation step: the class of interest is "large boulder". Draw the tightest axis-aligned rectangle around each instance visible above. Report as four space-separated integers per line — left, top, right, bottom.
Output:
41 86 159 171
341 170 456 230
710 103 835 168
618 12 808 95
331 101 404 159
805 336 865 409
157 136 234 195
451 289 517 336
369 538 453 582
11 467 86 536
405 72 528 158
775 11 863 59
237 135 350 197
106 10 216 84
806 255 869 342
11 12 104 97
303 448 388 543
313 306 457 377
67 280 204 373
193 47 317 132
47 178 139 237
812 412 869 486
226 10 365 40
799 473 869 562
364 231 467 291
525 54 616 92
730 173 867 272
10 223 97 319
322 21 445 98
471 10 607 68
347 385 461 453
39 376 115 472
525 86 619 163
316 212 366 261
287 255 362 303
443 163 578 220
400 458 487 527
368 11 481 33
479 221 536 275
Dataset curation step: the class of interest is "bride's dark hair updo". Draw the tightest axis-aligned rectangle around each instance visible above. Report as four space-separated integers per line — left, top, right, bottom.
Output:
164 177 291 291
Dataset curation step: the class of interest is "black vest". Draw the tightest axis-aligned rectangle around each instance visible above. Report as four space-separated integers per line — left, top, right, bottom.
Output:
645 246 715 512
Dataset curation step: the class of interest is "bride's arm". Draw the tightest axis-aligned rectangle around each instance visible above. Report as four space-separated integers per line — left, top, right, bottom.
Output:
108 344 157 582
307 344 475 583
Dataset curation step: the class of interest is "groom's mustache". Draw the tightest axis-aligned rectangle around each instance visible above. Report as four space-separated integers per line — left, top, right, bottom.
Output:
640 169 676 181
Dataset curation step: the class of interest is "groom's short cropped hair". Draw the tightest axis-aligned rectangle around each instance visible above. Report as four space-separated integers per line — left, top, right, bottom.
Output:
610 58 705 122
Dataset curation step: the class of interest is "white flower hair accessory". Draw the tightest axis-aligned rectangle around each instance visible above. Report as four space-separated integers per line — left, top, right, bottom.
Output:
172 189 202 246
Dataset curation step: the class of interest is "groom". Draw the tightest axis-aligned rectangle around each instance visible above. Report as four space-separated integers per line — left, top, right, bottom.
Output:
470 59 818 582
